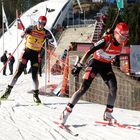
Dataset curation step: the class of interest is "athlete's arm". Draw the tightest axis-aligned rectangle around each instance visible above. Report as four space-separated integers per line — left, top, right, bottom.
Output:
80 38 106 65
21 26 33 38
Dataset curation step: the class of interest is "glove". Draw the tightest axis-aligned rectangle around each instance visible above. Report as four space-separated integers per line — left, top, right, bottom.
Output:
71 63 83 76
21 32 25 38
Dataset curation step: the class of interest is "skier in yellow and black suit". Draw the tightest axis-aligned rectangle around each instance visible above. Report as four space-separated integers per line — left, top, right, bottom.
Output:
1 16 53 103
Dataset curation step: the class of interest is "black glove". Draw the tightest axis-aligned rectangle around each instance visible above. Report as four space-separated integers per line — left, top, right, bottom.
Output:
71 63 83 76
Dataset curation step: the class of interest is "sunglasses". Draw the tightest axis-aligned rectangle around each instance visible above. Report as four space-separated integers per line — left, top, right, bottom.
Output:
38 21 46 26
116 31 128 41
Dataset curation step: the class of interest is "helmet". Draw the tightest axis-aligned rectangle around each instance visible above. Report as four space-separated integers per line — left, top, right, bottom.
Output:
114 22 129 39
38 16 47 25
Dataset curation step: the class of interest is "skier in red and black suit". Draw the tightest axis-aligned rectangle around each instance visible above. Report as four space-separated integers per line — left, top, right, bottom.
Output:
1 16 53 103
59 22 129 124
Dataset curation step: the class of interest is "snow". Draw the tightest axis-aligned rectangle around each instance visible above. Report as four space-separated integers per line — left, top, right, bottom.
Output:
0 73 140 140
0 0 140 139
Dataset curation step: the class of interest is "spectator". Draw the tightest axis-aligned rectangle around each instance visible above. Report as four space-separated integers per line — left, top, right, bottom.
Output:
8 53 15 75
60 46 73 62
51 60 62 75
60 49 67 62
1 50 8 75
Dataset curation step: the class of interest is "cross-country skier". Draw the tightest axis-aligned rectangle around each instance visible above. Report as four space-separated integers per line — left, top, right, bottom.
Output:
59 22 129 124
0 16 53 103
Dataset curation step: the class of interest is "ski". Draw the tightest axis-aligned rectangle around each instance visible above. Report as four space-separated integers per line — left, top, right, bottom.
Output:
95 121 140 131
53 121 79 137
0 99 15 102
34 102 57 109
0 99 56 109
0 99 15 106
14 102 57 109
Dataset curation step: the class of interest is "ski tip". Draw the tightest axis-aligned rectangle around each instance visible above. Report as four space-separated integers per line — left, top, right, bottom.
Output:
73 133 79 136
53 121 79 137
36 102 42 105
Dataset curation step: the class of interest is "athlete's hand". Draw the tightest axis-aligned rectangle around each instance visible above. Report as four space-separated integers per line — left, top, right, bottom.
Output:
71 63 83 76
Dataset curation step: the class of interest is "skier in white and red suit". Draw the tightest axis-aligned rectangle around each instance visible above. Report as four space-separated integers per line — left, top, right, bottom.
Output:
60 22 129 125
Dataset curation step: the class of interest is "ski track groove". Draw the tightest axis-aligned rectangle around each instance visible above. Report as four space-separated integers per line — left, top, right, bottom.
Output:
18 105 75 140
2 102 74 140
8 107 26 140
0 106 26 140
0 100 90 140
0 98 63 139
0 105 56 140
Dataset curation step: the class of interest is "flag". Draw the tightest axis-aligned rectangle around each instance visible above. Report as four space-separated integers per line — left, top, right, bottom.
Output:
2 2 9 32
116 0 124 10
16 10 25 30
76 0 83 13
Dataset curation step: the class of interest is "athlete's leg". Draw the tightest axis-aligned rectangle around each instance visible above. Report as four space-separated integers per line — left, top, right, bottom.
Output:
31 63 39 90
32 64 41 103
1 56 27 99
30 50 41 103
70 76 94 106
101 70 117 107
9 62 27 86
106 75 117 107
100 67 117 122
60 59 98 124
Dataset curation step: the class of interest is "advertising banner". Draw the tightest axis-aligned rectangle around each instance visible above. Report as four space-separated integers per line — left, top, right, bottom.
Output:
130 45 140 75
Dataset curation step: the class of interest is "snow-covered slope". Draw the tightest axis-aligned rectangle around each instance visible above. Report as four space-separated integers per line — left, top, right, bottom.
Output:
0 1 140 139
0 74 140 140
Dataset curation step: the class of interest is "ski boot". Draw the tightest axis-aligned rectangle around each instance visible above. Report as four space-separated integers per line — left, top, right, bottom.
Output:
59 104 72 125
0 85 13 100
33 90 41 104
103 107 117 125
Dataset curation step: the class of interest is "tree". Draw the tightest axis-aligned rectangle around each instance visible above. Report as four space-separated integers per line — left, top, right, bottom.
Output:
0 0 44 29
104 2 140 45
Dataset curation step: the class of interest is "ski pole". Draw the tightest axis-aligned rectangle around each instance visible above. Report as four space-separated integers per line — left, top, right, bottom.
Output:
110 10 121 31
45 6 48 16
0 38 24 73
109 0 124 33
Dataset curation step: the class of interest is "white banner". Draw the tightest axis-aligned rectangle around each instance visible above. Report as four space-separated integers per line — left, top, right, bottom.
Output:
130 45 140 74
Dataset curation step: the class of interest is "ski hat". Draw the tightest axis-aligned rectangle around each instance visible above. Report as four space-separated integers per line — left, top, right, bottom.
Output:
38 16 47 25
114 22 129 42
